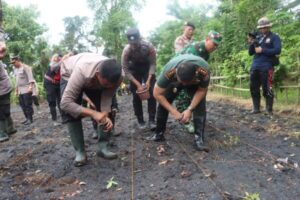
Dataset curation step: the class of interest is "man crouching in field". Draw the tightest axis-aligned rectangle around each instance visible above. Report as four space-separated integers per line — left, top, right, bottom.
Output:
147 54 210 152
60 53 123 166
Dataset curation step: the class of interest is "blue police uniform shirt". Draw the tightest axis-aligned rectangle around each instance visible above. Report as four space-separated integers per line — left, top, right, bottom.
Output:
249 31 281 71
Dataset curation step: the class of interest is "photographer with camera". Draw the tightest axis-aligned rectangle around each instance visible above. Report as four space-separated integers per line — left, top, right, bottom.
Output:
247 17 281 115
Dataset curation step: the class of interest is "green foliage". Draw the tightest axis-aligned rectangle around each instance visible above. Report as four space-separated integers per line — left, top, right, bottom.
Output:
149 3 214 74
3 3 50 82
87 0 144 60
149 0 299 94
148 21 180 74
60 16 90 52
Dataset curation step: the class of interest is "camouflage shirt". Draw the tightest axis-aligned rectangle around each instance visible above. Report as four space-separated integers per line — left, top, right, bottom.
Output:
178 40 210 61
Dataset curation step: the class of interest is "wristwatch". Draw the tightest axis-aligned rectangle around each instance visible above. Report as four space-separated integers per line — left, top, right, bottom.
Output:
187 106 193 112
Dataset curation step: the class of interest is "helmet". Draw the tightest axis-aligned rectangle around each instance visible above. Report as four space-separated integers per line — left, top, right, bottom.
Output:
257 17 272 29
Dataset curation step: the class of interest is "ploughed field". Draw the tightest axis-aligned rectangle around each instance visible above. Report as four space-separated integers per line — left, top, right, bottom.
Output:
0 94 299 200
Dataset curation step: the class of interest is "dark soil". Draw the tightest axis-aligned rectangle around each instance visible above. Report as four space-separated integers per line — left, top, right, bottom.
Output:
0 94 299 200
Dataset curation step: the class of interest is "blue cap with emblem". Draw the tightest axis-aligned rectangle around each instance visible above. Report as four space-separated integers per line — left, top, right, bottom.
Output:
126 27 140 44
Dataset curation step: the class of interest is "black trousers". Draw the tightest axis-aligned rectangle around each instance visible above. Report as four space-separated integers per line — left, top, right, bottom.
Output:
250 69 274 99
19 93 33 119
129 73 156 122
32 96 39 106
156 83 206 133
45 80 61 120
0 92 11 120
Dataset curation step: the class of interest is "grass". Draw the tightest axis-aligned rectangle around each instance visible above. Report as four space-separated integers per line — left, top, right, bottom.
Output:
211 86 299 105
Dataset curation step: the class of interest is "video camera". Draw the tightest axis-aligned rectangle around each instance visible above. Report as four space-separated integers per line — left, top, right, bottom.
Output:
247 31 260 47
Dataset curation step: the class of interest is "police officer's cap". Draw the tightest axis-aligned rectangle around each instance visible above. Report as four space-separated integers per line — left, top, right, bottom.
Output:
126 27 140 44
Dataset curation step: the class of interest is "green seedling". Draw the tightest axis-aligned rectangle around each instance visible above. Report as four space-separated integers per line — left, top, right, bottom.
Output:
106 176 118 189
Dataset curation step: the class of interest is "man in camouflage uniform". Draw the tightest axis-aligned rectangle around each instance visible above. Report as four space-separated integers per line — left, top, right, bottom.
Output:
121 27 157 130
147 54 210 151
0 41 17 142
175 30 222 133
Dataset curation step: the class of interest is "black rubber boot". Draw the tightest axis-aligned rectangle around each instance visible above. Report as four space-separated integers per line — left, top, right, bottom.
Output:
23 116 33 125
137 115 146 129
194 116 209 152
146 131 165 141
92 120 98 139
0 120 9 142
67 121 87 167
109 110 121 137
148 115 156 131
5 116 17 135
50 106 57 121
265 97 273 115
250 96 260 114
96 125 117 159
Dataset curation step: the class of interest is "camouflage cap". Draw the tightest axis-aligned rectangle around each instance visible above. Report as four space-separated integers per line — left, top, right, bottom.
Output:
126 27 140 44
207 30 222 45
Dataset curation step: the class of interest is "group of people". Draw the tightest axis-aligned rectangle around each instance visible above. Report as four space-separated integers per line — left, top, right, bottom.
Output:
56 22 222 166
0 16 281 168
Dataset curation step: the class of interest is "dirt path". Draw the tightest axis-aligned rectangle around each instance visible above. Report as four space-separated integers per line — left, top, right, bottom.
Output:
0 94 299 200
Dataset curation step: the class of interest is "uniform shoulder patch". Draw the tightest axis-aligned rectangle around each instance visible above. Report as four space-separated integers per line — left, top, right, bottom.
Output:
164 68 176 80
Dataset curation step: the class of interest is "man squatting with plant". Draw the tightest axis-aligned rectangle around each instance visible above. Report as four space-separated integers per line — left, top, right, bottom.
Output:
60 53 123 167
147 54 210 152
175 30 222 134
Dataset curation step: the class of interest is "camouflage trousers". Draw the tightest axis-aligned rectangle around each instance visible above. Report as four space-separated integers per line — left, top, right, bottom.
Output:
175 89 192 112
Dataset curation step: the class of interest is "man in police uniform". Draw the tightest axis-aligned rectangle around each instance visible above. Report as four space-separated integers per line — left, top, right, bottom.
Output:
174 22 195 53
248 17 281 115
11 56 36 125
60 53 123 166
0 41 17 142
147 54 210 151
121 27 157 130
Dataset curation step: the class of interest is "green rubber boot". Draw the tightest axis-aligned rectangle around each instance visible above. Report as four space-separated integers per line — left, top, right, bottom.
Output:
0 120 9 142
96 125 117 159
5 116 17 135
67 121 87 167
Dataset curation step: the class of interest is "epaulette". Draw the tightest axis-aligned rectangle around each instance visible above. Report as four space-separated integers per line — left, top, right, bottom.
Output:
164 68 176 80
